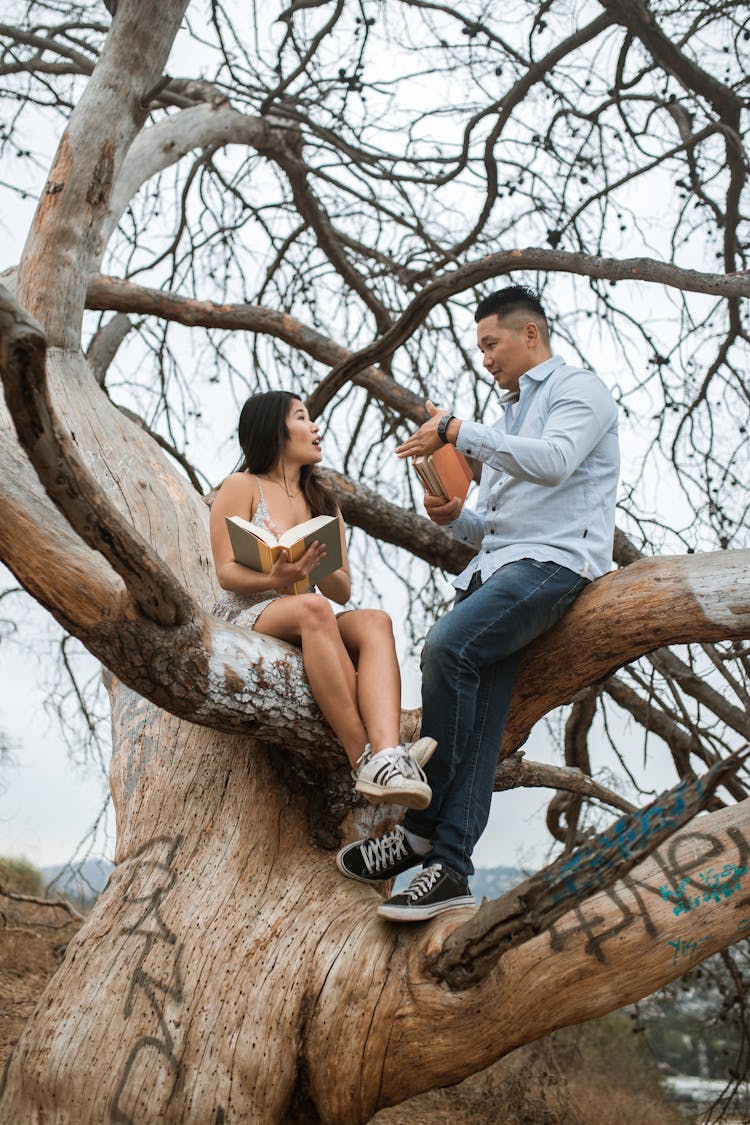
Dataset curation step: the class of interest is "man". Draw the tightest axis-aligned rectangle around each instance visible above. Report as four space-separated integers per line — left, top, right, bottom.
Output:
337 285 620 921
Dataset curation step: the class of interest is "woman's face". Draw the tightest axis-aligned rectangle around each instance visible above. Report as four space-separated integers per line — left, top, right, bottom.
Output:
283 399 322 466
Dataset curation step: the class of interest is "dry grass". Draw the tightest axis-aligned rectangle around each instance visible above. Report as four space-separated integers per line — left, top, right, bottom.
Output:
373 1022 682 1124
0 892 80 1069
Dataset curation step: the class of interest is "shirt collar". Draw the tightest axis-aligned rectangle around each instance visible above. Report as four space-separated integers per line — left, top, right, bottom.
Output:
498 355 565 405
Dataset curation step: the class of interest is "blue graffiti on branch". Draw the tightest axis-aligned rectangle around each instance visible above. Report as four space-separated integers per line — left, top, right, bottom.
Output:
667 933 715 968
549 826 750 964
548 780 695 905
658 862 747 917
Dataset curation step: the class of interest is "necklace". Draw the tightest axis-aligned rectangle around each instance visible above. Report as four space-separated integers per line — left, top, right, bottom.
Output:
261 473 301 501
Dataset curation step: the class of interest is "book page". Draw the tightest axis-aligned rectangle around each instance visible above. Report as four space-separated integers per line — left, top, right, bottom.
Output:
278 514 336 548
226 515 278 548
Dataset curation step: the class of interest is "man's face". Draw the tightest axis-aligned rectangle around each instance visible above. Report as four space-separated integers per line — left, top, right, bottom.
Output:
476 314 535 395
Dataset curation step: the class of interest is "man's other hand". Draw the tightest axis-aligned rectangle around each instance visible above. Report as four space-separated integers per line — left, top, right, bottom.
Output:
424 492 463 525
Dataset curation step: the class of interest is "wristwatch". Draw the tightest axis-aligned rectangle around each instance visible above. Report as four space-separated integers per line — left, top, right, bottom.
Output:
437 414 455 444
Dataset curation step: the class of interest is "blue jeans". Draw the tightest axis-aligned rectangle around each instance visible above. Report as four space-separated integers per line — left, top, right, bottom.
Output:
404 559 589 880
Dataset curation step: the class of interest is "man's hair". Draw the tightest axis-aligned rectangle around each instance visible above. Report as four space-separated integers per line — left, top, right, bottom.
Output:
475 285 549 344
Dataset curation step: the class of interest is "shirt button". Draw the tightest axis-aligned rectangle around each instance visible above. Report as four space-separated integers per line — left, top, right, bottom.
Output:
466 448 472 455
491 506 496 511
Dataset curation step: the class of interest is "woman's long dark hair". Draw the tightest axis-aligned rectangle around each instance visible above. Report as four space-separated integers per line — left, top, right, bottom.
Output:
236 391 336 517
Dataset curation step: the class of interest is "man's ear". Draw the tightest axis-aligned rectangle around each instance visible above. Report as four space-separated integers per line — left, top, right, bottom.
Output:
525 320 540 345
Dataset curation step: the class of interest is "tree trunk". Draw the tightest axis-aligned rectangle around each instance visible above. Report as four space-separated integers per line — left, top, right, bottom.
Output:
3 683 749 1123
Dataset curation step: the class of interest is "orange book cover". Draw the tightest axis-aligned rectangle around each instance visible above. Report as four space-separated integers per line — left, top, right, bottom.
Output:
412 444 473 502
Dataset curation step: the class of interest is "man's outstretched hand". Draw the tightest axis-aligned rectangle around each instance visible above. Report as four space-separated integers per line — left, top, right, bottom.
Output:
395 400 447 459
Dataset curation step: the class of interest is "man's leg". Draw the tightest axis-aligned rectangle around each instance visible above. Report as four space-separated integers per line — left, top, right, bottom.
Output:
376 651 518 922
425 650 520 878
380 561 588 917
338 560 587 892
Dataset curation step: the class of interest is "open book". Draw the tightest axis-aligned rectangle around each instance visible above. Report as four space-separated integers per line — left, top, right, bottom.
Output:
226 513 342 595
412 444 473 502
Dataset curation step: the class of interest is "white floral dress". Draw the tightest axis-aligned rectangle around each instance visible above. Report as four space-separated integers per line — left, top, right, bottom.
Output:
212 477 295 630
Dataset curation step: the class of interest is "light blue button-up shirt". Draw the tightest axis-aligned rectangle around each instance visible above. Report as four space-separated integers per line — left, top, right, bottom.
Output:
449 355 620 588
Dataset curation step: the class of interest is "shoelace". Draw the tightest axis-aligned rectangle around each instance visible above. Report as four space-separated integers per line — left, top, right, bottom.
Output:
377 754 423 783
405 864 442 900
395 751 424 780
361 827 409 875
358 750 426 786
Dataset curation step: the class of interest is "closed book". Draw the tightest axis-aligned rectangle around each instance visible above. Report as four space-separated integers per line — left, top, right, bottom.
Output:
412 444 473 502
226 513 341 595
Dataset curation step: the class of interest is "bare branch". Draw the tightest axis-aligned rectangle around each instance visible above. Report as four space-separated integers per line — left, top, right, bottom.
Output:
0 286 193 626
307 249 750 418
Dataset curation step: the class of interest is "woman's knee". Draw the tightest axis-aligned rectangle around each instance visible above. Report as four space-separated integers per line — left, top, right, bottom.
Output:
339 607 394 645
354 608 394 638
296 593 336 628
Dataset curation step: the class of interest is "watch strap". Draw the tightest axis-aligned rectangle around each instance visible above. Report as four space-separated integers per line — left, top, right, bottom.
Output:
437 414 455 444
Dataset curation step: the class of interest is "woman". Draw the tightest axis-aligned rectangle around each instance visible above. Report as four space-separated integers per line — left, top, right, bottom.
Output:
210 390 435 809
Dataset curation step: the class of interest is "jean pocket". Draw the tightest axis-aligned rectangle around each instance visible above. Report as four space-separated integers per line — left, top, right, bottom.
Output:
526 558 559 572
550 578 589 621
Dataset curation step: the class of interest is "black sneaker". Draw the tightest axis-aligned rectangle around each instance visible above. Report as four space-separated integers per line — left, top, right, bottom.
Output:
336 824 424 884
377 863 475 922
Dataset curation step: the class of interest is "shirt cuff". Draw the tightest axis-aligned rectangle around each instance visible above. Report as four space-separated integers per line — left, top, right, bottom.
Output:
455 419 509 461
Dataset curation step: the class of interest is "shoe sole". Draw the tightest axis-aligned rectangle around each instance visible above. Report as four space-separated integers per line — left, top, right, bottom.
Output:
377 894 476 921
354 778 432 810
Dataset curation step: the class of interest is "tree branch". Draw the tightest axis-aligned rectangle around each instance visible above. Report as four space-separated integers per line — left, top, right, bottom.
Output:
0 885 84 922
431 749 748 989
501 548 750 758
84 275 426 422
15 0 191 345
494 750 635 814
0 286 193 627
307 249 750 417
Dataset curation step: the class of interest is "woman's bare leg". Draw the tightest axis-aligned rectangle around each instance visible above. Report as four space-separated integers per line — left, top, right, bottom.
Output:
252 595 367 767
336 609 401 751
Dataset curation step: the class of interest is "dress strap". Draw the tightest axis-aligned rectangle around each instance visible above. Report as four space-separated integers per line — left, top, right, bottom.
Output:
251 476 282 538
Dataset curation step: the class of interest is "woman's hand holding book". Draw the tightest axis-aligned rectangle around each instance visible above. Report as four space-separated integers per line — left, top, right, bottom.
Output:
269 541 327 593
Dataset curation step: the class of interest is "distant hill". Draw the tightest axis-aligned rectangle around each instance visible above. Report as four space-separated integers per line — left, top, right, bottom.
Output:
393 863 523 897
39 857 523 905
41 858 114 904
470 865 523 900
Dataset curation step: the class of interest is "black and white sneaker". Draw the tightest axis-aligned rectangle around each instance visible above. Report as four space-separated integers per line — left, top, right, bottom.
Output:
336 824 425 884
354 746 432 810
377 863 475 921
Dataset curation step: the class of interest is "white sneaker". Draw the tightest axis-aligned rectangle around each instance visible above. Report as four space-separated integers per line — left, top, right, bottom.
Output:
354 747 432 810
